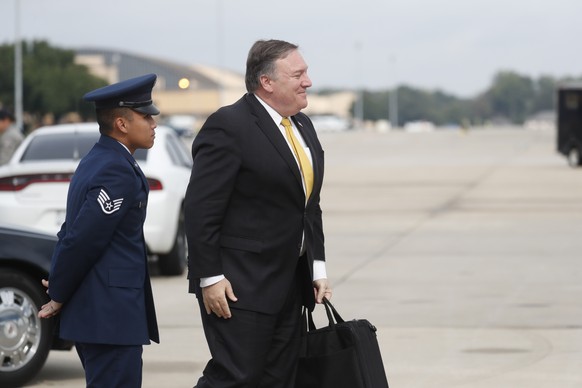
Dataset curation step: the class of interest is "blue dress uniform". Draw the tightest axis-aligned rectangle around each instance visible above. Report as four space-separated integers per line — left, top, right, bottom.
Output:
48 74 160 388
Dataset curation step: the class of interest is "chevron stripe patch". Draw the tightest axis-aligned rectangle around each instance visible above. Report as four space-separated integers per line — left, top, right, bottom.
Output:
97 189 123 215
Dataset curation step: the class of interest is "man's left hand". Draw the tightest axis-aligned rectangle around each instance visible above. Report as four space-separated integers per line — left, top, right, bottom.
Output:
38 300 62 319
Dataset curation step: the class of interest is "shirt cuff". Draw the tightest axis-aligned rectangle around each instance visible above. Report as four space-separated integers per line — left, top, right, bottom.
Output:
200 261 327 286
200 274 225 288
313 260 327 281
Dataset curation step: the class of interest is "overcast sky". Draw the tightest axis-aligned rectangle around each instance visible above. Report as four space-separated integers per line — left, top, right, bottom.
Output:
2 0 581 97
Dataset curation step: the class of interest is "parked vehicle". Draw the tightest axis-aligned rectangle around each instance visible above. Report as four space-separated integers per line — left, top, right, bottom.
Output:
557 83 582 167
0 123 192 275
310 114 351 132
0 224 74 387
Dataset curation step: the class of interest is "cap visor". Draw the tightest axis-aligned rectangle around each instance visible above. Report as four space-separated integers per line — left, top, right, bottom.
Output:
133 104 160 115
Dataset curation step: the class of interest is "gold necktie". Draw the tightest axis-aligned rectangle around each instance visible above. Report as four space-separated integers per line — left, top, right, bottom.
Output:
281 117 313 199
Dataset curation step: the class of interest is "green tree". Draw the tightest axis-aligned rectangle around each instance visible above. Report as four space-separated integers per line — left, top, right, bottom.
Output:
352 86 472 126
482 71 535 124
532 75 557 113
0 40 107 126
324 71 582 127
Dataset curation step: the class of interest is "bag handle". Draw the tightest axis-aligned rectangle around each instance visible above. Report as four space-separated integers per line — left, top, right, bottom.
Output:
302 297 345 333
322 297 345 324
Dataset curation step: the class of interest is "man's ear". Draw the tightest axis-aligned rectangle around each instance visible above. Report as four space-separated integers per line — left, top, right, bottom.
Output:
115 117 128 134
259 74 273 93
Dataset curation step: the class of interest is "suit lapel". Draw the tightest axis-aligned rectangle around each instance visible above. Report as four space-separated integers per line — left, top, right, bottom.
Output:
98 135 149 193
132 159 149 194
245 94 304 189
292 115 321 204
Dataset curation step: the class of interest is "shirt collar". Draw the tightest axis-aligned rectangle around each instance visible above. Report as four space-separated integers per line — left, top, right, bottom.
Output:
116 140 131 154
253 94 287 127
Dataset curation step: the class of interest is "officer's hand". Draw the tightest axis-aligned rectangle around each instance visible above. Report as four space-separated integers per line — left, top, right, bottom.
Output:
41 279 49 294
202 278 238 319
313 278 332 304
38 300 63 319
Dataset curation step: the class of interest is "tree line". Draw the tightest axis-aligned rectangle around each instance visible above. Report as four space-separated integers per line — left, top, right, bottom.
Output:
1 41 580 130
0 41 106 131
346 71 580 127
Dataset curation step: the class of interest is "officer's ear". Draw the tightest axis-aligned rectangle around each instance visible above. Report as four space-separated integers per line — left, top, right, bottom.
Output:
114 117 128 134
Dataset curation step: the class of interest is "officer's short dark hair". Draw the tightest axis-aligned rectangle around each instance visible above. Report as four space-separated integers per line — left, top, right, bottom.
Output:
96 108 133 134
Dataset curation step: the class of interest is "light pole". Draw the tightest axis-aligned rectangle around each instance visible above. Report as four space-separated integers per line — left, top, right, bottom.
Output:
14 0 23 132
388 55 398 129
354 42 364 128
216 0 225 106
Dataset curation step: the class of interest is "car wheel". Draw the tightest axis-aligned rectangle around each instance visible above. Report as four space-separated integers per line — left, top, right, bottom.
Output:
158 209 187 276
0 269 54 388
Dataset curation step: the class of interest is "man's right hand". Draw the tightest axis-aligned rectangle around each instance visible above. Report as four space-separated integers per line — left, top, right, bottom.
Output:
202 278 238 319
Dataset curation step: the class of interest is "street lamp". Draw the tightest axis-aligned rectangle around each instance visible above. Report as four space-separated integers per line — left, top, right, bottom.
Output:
216 0 226 106
388 55 398 129
14 0 23 132
354 41 364 128
178 78 190 89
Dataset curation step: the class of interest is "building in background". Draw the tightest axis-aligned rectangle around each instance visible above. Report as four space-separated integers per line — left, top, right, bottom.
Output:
75 49 355 132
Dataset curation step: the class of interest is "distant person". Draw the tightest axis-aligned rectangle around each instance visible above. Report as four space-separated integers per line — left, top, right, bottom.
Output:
38 74 160 388
0 108 23 165
184 39 332 388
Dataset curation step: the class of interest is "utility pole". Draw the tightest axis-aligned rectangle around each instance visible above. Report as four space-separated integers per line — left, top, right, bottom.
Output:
388 55 398 129
389 87 398 129
354 42 364 128
14 0 24 132
216 0 225 106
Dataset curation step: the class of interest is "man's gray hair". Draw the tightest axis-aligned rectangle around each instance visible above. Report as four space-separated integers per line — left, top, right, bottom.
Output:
245 40 299 93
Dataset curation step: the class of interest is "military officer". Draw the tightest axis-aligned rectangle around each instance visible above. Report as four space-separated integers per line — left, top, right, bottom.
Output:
38 74 160 388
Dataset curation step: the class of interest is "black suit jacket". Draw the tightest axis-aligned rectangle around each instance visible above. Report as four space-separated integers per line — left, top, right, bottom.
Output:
184 94 325 314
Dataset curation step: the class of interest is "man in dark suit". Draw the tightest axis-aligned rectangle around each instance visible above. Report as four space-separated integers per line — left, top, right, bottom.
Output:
184 39 332 388
38 74 160 387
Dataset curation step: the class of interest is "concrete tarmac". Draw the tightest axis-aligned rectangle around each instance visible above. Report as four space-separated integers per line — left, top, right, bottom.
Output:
27 127 582 387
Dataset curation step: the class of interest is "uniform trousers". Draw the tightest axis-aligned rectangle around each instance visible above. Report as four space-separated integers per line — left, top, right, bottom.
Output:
194 271 304 388
76 342 143 388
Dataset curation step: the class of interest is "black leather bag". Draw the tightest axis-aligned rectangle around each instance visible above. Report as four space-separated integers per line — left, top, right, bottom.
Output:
295 298 389 388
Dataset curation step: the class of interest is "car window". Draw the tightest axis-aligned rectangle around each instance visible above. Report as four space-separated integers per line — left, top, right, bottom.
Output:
20 132 99 161
19 131 149 161
165 133 193 168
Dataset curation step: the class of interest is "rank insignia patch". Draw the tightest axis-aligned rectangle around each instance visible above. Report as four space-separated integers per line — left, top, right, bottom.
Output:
97 189 123 215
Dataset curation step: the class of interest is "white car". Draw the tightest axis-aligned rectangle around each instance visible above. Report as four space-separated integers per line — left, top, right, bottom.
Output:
0 122 192 275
